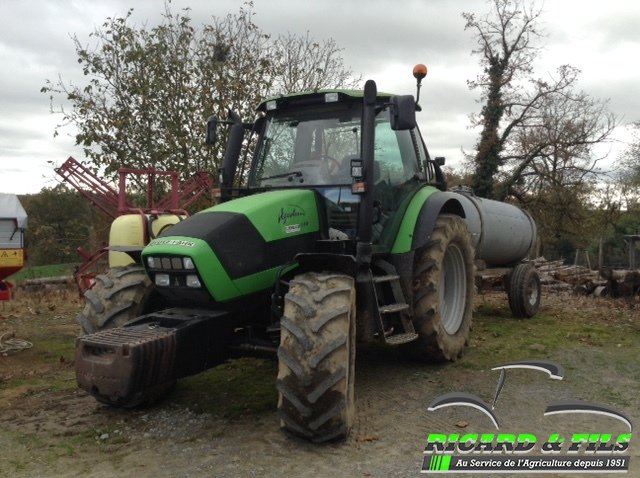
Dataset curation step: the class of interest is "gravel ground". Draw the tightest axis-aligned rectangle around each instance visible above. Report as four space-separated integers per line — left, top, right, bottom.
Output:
1 288 638 477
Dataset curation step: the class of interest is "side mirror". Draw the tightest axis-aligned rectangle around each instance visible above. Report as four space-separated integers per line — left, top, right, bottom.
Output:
390 95 417 131
206 115 218 145
434 156 445 166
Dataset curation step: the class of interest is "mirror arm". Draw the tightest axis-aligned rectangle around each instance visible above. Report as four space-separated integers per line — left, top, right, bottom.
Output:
415 83 423 111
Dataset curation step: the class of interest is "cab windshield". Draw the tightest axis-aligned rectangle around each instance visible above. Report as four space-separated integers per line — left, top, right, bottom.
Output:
251 103 422 190
251 103 362 188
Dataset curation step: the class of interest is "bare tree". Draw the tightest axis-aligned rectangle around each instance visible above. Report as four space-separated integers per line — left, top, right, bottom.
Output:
464 0 616 200
621 122 640 187
501 84 617 200
498 82 616 253
272 32 361 94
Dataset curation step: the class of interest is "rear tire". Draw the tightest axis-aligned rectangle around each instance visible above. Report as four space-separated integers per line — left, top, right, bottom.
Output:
77 265 159 335
277 272 356 443
507 263 540 318
403 215 475 362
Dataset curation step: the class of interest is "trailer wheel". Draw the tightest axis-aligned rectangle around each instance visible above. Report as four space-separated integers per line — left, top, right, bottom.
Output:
403 215 475 362
277 272 356 443
507 263 540 318
77 265 161 335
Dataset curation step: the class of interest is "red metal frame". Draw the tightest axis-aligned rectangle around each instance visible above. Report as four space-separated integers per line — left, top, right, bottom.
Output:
55 157 213 216
116 167 180 214
55 157 121 219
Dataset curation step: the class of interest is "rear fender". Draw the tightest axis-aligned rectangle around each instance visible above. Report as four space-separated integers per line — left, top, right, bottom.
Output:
390 190 465 254
411 192 466 251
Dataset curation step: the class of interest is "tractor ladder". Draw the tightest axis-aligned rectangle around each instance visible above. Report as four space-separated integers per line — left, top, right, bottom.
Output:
371 259 418 345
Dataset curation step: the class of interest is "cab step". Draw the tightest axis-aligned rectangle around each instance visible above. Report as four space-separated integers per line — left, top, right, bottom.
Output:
371 259 417 345
385 332 419 345
379 303 410 314
373 274 401 283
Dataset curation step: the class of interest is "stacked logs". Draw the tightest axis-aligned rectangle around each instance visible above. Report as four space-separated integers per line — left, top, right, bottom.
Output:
478 258 640 298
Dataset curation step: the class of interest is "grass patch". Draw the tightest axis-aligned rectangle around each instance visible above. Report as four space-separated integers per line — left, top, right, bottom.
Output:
172 357 277 418
0 375 75 393
0 427 106 476
32 336 76 359
7 263 79 284
458 299 636 371
0 335 77 405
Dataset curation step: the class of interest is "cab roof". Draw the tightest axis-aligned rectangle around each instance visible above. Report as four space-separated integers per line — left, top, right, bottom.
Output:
257 89 394 112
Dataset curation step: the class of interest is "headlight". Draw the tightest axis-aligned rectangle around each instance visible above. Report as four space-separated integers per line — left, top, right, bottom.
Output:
155 273 170 287
147 257 156 268
186 274 201 288
183 257 195 270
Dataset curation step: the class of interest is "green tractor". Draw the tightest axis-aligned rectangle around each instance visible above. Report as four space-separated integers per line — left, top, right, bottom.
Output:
75 66 539 442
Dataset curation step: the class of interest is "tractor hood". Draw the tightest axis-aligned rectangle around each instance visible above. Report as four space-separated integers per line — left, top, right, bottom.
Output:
142 189 321 303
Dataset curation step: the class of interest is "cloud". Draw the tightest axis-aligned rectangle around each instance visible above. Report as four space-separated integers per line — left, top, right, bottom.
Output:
0 0 638 193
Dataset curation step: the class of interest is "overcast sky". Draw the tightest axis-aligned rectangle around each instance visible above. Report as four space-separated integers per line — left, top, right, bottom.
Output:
1 0 639 195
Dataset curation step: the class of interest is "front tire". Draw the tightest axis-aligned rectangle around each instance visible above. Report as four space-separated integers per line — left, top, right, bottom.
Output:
277 272 356 443
403 215 475 361
77 265 159 335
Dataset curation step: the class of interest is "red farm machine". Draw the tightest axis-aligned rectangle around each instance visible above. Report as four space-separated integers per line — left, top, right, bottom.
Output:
0 194 27 301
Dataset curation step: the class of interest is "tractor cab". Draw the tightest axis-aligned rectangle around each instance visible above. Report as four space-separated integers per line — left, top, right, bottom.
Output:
247 91 432 249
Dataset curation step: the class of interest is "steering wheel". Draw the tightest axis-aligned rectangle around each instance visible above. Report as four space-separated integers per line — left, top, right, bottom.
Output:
322 155 342 178
292 160 331 183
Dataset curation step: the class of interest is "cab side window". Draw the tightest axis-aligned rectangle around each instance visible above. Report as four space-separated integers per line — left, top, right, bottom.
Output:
374 123 419 186
373 121 420 209
372 120 421 244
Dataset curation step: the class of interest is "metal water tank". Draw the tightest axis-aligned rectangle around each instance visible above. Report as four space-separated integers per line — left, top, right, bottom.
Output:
452 188 537 267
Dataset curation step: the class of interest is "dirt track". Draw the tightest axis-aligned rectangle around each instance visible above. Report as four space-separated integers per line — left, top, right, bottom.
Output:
1 289 638 477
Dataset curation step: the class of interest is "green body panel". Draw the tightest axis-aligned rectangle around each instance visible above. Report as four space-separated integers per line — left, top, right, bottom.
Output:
204 190 320 242
142 237 297 302
143 236 240 302
142 190 320 302
390 186 439 254
233 263 298 296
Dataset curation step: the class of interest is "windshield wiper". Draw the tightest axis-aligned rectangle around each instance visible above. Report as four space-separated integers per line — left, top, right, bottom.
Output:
260 171 303 181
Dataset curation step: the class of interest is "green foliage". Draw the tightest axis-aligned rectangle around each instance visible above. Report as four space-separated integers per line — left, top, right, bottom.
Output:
469 54 509 198
597 210 640 266
527 183 594 258
7 263 79 284
42 4 359 186
19 185 108 266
